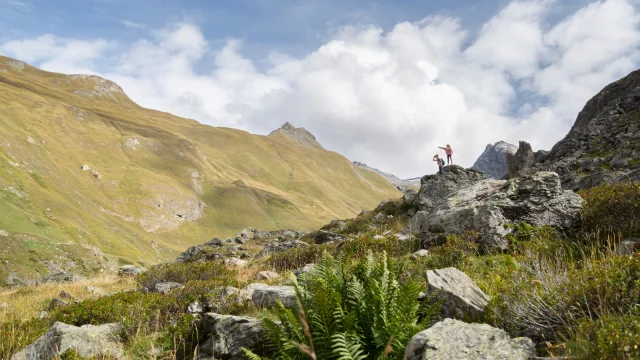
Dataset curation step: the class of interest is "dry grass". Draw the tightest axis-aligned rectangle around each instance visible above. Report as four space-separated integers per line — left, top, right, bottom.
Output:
0 275 136 324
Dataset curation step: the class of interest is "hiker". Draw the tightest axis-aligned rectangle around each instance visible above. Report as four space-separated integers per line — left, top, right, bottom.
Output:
439 144 453 165
433 154 445 175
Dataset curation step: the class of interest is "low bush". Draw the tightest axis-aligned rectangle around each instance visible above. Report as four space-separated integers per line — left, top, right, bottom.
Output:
579 182 640 237
567 309 640 360
418 232 479 269
136 261 238 290
266 244 335 271
247 251 435 360
338 235 418 259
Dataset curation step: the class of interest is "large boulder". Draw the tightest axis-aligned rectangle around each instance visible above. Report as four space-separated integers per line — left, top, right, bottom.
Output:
425 268 490 320
471 141 517 179
404 318 535 360
12 322 124 360
152 282 184 295
412 166 485 215
252 285 297 308
406 171 582 251
197 313 266 359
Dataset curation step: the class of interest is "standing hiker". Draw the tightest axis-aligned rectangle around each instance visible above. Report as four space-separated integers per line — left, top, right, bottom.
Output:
439 144 453 165
433 154 445 175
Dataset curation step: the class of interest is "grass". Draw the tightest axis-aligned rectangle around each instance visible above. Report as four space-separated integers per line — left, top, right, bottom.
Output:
0 55 400 285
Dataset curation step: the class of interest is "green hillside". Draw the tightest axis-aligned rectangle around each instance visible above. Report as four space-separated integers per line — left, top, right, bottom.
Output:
0 56 399 285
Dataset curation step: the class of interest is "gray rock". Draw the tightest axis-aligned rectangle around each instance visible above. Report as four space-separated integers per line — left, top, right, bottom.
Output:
48 298 69 311
38 272 83 284
294 264 315 279
152 282 184 295
315 230 346 244
472 141 517 179
505 141 537 179
39 311 48 319
117 265 147 277
233 236 246 244
425 268 490 320
259 239 309 255
12 322 124 360
411 249 430 260
222 258 248 268
402 188 419 205
255 271 280 281
404 318 535 360
617 238 640 255
413 166 486 215
238 283 269 302
197 313 266 360
204 238 224 246
59 290 74 300
406 171 582 251
252 285 297 308
187 301 203 314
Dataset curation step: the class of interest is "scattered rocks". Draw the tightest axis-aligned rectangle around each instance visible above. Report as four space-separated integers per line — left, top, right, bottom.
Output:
38 272 83 284
223 258 248 268
315 230 346 244
252 285 297 309
255 271 280 281
425 268 490 320
404 318 535 360
117 265 147 277
411 249 430 260
187 301 203 314
12 322 124 360
260 239 310 255
152 282 185 295
197 313 266 360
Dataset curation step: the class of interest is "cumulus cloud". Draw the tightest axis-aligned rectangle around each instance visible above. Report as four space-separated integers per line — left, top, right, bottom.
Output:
1 0 640 178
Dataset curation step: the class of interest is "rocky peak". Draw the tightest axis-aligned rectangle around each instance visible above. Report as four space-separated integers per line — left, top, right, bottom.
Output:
471 141 517 178
268 122 324 150
353 161 420 189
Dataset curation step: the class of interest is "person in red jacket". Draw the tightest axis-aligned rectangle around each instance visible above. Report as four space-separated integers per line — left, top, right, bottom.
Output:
439 144 453 165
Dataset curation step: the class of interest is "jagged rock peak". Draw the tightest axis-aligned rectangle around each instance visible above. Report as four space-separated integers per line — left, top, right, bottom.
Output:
353 161 420 189
471 141 517 178
268 122 324 149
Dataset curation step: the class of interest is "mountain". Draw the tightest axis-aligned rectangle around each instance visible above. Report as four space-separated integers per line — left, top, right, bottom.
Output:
0 56 399 285
507 69 640 190
268 122 324 150
471 141 517 178
352 162 421 189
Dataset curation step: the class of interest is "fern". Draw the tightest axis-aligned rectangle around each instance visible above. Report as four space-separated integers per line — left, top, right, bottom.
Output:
260 250 435 360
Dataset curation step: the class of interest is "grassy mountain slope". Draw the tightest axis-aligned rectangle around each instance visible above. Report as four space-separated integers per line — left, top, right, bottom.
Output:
0 56 399 285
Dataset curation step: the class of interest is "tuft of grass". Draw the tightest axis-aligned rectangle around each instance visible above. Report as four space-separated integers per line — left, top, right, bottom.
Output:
579 182 640 238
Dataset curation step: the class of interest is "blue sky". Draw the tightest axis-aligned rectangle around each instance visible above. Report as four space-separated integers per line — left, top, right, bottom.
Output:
1 0 639 177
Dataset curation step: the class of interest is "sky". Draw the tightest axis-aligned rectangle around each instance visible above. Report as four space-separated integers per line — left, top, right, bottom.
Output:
1 0 639 178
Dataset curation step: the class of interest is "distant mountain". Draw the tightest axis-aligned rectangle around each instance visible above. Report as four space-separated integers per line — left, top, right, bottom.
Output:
353 162 421 189
471 141 517 178
268 122 324 150
0 56 399 285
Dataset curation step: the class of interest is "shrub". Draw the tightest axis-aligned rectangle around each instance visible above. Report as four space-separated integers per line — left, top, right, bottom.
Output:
418 232 478 269
338 235 418 259
266 244 335 271
248 251 434 360
579 182 640 237
136 261 238 290
0 318 49 359
567 309 640 360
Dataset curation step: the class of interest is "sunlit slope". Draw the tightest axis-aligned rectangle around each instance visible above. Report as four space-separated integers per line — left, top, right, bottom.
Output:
0 56 399 285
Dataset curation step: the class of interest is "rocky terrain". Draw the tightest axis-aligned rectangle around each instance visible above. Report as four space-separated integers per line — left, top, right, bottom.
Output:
507 69 640 190
0 56 399 285
471 141 517 178
353 161 421 189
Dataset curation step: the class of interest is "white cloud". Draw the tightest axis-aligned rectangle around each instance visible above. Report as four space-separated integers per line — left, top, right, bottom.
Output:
1 0 639 178
120 20 144 29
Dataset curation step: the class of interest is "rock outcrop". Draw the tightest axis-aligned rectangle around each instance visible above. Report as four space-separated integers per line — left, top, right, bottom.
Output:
404 319 535 360
471 141 517 178
508 69 640 189
505 141 548 179
425 268 490 320
197 313 266 360
152 282 184 295
406 170 582 251
13 322 124 360
252 285 297 308
315 230 346 244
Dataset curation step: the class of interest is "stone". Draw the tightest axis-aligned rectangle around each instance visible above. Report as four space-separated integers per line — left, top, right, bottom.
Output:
406 171 582 251
425 268 490 320
259 240 309 255
505 141 537 179
12 322 124 360
411 249 430 260
59 290 74 300
617 238 640 255
471 141 518 179
197 313 266 360
39 311 48 319
205 238 224 246
233 236 246 244
38 272 83 284
294 264 315 279
238 283 269 303
81 165 90 171
187 301 203 314
48 298 69 311
252 285 297 309
315 230 346 244
117 265 147 277
223 258 248 268
412 165 486 215
152 282 184 295
402 188 418 205
404 318 535 360
85 285 105 295
255 271 280 281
